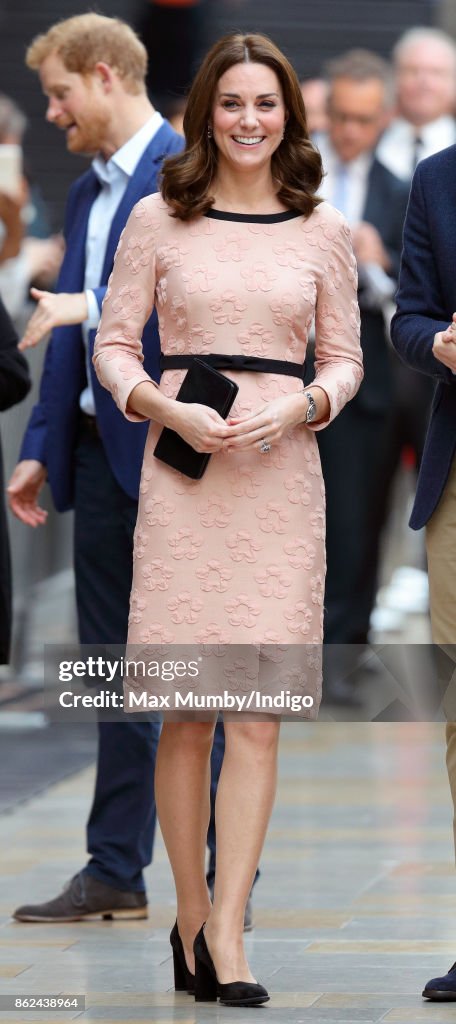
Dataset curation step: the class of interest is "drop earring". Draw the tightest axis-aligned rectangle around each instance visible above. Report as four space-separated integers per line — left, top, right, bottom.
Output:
207 125 213 139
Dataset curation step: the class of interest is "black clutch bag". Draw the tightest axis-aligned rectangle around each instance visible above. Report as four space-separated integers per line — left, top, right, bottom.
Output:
153 357 239 479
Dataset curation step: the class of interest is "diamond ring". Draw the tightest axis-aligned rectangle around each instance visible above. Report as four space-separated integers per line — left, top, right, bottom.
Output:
260 439 271 453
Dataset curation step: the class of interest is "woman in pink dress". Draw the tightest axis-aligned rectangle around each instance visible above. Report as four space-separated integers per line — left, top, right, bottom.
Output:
94 32 363 1007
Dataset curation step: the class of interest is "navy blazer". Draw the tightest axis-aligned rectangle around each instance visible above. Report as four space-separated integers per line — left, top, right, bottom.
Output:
20 120 184 512
391 144 456 530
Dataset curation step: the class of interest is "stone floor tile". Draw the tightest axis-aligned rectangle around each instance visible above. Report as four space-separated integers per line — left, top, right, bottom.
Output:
0 965 33 977
306 940 456 954
383 1009 456 1021
0 723 455 1023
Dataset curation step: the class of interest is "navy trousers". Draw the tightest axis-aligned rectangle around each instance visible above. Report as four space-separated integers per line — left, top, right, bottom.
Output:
73 421 224 891
317 403 387 645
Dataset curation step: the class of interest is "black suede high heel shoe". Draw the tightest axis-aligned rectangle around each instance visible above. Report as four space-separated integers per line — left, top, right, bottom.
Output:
170 921 195 994
193 924 270 1006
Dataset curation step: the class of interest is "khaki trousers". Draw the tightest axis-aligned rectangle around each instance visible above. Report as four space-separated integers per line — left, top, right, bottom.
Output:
426 455 456 857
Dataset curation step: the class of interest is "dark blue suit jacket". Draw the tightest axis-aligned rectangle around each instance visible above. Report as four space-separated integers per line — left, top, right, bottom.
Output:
391 145 456 530
20 120 183 512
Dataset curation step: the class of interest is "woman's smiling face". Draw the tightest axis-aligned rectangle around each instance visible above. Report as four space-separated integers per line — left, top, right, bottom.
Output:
211 61 287 174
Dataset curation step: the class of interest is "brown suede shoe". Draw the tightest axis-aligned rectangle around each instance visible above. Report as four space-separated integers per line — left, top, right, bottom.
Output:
13 871 148 922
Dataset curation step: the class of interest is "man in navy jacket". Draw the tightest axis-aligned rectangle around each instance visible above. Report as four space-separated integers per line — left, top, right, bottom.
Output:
7 13 232 924
391 145 456 1000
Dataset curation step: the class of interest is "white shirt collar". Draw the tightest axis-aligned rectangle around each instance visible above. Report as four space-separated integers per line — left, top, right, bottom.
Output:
316 135 373 224
92 111 164 185
341 150 372 180
388 114 455 144
416 115 455 148
376 114 456 180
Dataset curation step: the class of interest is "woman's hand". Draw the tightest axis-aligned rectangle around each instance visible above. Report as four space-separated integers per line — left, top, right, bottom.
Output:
170 402 231 452
222 392 308 451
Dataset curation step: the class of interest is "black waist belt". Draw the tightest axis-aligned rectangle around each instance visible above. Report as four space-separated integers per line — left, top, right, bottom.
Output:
160 352 306 379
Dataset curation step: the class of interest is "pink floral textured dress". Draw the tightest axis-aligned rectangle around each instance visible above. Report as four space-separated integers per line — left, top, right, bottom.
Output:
94 194 363 715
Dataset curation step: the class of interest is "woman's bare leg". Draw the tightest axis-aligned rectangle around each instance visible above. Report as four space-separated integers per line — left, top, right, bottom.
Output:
204 719 280 983
154 719 216 972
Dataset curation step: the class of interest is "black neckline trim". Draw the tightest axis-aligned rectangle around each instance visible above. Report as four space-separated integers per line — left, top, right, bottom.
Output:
204 208 301 224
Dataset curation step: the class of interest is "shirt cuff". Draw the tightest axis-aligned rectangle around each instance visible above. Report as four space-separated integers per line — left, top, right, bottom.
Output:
85 289 100 329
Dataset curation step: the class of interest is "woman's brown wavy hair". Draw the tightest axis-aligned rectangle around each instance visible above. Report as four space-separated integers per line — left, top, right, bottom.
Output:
161 33 323 220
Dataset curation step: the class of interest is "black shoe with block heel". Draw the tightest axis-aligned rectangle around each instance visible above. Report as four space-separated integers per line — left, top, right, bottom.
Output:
170 921 195 994
193 924 269 1006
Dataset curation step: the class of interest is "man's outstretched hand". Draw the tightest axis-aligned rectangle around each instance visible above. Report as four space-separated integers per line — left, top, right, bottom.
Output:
18 289 88 351
7 460 48 527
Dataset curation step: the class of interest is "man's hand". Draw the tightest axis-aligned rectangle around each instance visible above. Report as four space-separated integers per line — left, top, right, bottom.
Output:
7 460 48 527
18 289 88 350
433 313 456 373
352 221 391 271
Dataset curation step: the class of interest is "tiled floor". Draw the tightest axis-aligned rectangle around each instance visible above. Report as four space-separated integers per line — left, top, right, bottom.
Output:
0 722 455 1023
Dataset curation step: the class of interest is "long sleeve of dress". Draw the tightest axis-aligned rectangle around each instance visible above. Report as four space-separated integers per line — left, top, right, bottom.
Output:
93 196 160 422
307 214 363 430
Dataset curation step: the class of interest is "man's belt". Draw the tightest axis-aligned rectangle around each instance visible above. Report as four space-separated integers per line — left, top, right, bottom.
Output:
80 411 100 439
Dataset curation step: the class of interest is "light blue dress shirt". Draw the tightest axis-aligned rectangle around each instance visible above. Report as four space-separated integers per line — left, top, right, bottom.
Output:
80 111 164 414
